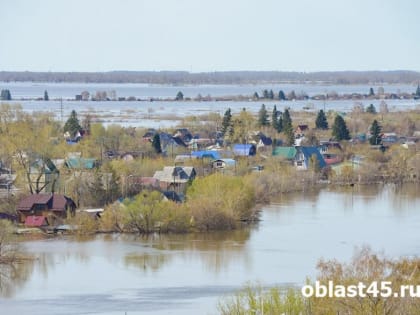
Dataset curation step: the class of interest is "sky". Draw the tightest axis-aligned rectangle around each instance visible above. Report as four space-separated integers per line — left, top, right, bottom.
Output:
1 0 420 72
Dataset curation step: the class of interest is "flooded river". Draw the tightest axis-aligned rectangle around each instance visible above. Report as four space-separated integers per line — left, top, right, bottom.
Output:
1 183 419 314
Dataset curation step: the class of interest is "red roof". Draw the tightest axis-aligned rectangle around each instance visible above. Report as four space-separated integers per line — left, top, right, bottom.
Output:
24 215 48 227
17 194 76 212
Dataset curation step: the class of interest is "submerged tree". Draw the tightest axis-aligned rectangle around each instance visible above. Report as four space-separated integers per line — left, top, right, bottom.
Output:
0 89 11 101
331 115 350 141
366 103 377 114
278 90 286 100
175 91 184 101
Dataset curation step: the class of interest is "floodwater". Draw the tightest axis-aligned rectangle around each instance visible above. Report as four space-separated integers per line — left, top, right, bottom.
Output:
1 183 419 314
1 82 419 128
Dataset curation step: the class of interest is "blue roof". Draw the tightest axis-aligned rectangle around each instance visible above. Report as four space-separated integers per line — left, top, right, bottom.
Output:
233 144 256 156
190 150 221 159
299 147 327 168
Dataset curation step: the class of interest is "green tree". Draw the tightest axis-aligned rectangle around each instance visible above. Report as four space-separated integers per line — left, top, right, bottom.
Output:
282 109 294 145
0 219 18 263
221 108 232 136
332 115 351 141
369 119 382 145
123 191 166 234
175 91 184 101
272 106 282 133
271 105 278 129
278 90 286 100
369 87 375 96
415 84 420 98
63 110 82 137
366 104 377 114
253 92 259 100
258 104 269 127
263 89 269 99
0 89 11 100
268 89 274 99
315 109 328 129
152 133 162 154
44 90 49 101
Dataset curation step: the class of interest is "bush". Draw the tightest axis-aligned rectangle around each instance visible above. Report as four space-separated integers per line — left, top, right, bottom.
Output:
187 174 255 231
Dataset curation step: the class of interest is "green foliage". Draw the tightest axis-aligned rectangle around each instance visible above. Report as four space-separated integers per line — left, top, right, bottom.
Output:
187 174 255 231
253 92 259 100
278 90 286 100
44 90 49 101
0 220 17 261
152 134 162 154
271 105 279 130
221 108 232 136
366 103 377 114
0 89 11 100
315 109 328 129
332 114 350 141
282 109 294 145
123 190 169 234
416 84 420 98
257 104 269 127
218 285 308 315
369 87 375 96
63 110 82 137
175 91 184 100
369 119 382 145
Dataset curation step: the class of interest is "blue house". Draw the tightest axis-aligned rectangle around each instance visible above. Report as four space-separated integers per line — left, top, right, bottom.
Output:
233 144 256 157
295 146 326 170
190 150 221 160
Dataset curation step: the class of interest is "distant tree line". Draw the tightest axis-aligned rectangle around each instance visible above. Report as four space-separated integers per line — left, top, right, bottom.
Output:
1 70 420 84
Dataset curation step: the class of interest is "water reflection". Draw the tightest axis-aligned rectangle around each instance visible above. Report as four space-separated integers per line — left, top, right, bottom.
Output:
122 228 252 274
1 183 419 315
0 260 34 298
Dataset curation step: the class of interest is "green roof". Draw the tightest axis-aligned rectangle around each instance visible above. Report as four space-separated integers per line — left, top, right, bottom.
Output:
272 147 297 159
65 158 97 169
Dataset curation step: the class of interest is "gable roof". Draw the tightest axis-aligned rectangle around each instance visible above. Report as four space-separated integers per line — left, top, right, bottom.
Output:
233 144 256 156
65 158 97 169
299 146 327 168
153 166 196 184
272 146 297 159
191 150 221 159
162 190 182 203
17 194 76 212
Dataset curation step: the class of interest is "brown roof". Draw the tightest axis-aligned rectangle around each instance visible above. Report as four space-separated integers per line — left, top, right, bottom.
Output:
17 194 75 212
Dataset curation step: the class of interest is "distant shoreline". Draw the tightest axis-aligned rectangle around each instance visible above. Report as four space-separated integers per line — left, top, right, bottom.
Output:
1 70 420 85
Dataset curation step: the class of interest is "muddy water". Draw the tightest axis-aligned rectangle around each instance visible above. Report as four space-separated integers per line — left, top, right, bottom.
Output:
1 183 419 314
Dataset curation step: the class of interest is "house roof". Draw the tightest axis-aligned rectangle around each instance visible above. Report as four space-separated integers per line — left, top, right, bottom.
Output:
25 215 48 227
272 146 297 159
299 146 327 168
191 150 221 159
65 158 97 169
162 190 182 203
259 135 273 146
233 144 256 156
153 166 195 184
17 194 76 212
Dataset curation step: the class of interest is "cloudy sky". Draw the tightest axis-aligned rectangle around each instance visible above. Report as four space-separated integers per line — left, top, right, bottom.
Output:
1 0 419 72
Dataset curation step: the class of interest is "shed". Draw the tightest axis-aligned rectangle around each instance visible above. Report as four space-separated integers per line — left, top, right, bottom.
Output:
24 215 49 227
